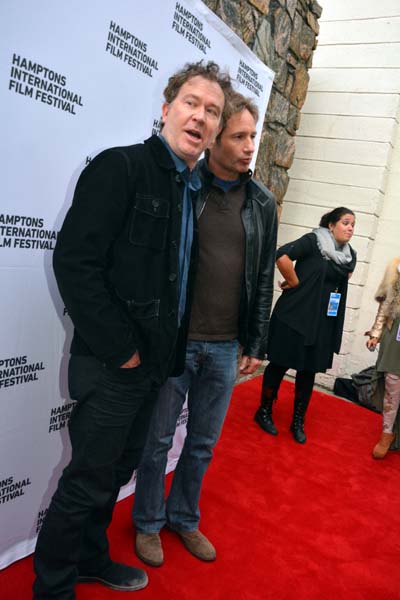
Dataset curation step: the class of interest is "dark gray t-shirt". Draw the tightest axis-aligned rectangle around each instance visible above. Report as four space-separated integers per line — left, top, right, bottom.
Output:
189 183 246 341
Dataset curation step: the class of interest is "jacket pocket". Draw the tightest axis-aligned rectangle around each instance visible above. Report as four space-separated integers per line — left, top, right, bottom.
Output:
125 298 160 319
129 194 170 250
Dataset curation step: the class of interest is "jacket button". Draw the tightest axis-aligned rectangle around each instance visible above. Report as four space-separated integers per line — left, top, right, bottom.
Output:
177 203 182 212
169 273 177 282
168 310 176 317
175 174 181 182
152 199 160 210
171 240 177 248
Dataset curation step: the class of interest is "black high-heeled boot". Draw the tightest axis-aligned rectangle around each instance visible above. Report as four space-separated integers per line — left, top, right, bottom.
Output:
290 398 309 443
290 371 314 444
254 394 278 436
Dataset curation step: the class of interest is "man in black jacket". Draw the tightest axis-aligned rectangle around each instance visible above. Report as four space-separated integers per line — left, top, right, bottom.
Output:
133 92 278 566
33 62 230 599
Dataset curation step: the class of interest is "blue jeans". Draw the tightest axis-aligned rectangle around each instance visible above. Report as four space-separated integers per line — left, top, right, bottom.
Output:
133 340 239 532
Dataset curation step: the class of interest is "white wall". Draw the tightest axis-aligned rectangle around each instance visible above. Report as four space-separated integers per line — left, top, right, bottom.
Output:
280 0 400 387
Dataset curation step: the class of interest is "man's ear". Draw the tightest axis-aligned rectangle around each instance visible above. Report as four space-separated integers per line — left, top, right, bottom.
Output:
161 102 169 124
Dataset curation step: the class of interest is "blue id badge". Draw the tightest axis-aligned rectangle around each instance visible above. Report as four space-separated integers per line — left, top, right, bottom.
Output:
327 292 341 317
396 324 400 342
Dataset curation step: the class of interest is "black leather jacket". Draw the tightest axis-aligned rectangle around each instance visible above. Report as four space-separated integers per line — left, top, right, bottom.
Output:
53 135 196 379
197 160 278 359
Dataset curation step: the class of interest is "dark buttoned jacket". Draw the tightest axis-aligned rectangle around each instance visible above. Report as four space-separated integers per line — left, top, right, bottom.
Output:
53 135 196 379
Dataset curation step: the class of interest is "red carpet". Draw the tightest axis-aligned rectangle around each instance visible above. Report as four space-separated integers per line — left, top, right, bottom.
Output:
2 377 400 600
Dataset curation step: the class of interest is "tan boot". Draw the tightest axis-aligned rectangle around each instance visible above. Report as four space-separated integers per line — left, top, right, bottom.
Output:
372 432 396 459
171 528 216 561
135 532 164 567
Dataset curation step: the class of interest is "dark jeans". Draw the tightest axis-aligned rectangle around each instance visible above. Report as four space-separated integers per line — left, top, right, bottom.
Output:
33 355 160 599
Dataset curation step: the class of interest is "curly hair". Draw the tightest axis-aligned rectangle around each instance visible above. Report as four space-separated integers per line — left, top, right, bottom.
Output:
163 60 232 104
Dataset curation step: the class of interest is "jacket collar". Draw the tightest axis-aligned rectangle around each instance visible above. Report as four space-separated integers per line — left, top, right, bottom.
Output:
145 134 177 170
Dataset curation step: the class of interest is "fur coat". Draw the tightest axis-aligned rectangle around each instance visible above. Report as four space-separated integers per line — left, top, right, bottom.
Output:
367 257 400 339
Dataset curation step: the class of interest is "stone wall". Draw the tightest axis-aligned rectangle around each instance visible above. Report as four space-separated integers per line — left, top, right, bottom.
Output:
203 0 322 206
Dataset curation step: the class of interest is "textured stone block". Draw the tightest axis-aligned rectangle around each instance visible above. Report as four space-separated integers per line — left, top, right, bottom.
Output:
248 0 270 15
289 63 310 109
274 8 292 58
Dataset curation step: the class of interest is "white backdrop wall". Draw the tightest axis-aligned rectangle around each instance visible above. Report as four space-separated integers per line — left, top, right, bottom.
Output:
0 0 273 570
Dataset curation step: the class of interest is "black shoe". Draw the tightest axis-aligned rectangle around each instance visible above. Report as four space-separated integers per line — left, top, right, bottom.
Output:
290 422 306 444
77 561 148 591
254 406 278 436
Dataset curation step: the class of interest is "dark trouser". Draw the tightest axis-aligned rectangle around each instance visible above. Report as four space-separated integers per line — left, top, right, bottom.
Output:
261 363 315 405
33 355 160 599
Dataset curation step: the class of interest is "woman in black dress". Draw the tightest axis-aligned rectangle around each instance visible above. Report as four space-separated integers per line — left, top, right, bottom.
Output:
254 207 357 443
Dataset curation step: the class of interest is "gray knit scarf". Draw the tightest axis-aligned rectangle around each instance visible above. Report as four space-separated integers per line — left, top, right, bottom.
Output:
312 227 353 265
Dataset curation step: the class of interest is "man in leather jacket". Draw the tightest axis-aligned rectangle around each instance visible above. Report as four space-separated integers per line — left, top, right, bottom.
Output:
33 62 230 599
134 91 278 566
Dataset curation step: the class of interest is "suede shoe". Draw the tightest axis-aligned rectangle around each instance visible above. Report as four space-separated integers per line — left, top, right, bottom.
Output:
77 561 148 591
372 432 396 459
170 528 216 561
135 532 164 567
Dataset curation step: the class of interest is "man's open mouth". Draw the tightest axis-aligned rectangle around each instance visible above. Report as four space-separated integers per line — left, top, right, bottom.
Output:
185 129 202 141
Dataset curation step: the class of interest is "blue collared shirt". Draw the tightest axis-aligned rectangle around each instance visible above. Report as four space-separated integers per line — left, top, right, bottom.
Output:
160 135 201 324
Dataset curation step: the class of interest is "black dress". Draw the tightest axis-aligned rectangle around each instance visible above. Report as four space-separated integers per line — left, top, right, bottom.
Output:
267 233 356 373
